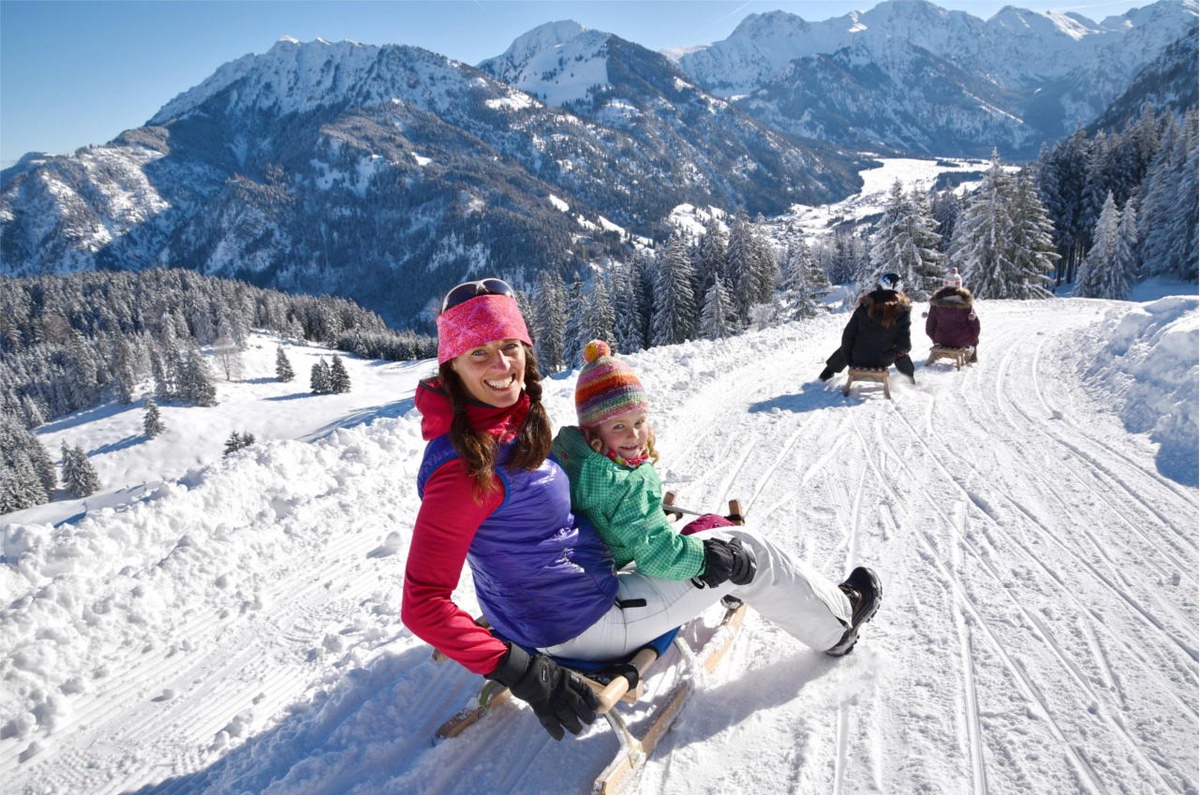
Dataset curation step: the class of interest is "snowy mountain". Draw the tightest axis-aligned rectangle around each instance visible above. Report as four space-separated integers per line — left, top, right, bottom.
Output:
1 280 1195 793
1 1 1195 328
674 0 1198 155
0 36 859 329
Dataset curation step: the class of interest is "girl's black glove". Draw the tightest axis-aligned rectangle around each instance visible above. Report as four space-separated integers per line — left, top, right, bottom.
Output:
489 644 599 740
695 537 757 588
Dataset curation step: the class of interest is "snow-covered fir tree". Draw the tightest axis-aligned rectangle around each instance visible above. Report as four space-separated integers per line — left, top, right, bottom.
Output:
143 398 165 439
582 274 616 351
0 416 54 512
563 274 587 368
952 154 1054 300
777 233 828 321
1137 108 1199 281
60 441 100 498
329 355 351 394
698 277 737 340
275 346 295 382
693 215 729 311
311 360 332 394
178 350 218 406
869 180 943 299
651 232 698 346
223 431 256 456
610 257 650 354
533 270 568 373
1077 193 1138 299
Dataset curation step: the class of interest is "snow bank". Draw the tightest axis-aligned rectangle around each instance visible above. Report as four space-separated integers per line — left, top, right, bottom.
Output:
1082 295 1199 485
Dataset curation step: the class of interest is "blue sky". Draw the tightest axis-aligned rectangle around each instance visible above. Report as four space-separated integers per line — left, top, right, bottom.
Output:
0 0 1154 166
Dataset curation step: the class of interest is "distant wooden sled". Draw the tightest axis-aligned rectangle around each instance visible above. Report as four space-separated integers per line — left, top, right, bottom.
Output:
926 345 973 369
843 367 891 399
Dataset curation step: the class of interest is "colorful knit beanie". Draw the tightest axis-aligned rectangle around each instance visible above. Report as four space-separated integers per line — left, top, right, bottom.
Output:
943 267 963 288
436 293 532 364
575 340 649 427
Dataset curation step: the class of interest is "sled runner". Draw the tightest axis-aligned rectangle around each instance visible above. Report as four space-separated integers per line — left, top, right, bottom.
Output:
843 367 891 399
432 496 749 795
926 345 973 369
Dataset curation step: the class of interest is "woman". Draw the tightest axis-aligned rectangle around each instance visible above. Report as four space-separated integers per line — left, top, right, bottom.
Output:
401 278 880 742
819 272 915 383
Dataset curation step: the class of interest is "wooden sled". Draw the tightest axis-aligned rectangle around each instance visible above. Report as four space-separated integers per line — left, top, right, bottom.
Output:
926 345 973 369
433 495 749 794
433 602 748 794
843 367 891 399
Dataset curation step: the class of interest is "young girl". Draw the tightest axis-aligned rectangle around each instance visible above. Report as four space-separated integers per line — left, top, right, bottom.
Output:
551 340 756 588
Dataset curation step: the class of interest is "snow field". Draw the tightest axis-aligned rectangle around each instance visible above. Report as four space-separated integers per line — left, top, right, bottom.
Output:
0 292 1196 794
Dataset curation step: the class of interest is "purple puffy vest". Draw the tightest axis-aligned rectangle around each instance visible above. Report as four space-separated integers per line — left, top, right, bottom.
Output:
417 436 617 648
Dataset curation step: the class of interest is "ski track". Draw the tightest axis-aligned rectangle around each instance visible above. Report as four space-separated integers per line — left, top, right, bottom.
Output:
4 302 1196 795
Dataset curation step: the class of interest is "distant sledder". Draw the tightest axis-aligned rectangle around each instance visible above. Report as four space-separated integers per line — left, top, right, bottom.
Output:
925 267 980 369
819 272 915 399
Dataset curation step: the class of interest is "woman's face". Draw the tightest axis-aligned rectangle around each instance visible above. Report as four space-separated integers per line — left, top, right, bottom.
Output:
451 339 527 407
589 409 651 459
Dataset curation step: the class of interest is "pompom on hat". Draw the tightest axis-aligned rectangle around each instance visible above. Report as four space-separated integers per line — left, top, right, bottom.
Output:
943 267 963 288
575 340 649 427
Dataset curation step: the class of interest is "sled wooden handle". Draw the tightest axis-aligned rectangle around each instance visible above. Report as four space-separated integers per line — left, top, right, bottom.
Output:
590 646 661 714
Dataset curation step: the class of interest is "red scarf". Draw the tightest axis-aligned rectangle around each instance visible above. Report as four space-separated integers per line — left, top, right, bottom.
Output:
416 378 531 443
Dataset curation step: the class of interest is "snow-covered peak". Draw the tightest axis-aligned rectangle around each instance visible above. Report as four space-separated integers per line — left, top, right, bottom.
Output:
150 38 383 124
478 20 613 107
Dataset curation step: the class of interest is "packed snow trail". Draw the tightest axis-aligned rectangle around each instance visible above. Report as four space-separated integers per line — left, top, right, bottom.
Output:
1 298 1196 795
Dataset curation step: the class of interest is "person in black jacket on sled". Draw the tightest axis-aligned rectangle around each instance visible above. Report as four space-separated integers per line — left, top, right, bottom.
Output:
819 272 916 384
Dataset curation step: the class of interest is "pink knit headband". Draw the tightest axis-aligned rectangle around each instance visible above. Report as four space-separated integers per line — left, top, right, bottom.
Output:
436 293 533 364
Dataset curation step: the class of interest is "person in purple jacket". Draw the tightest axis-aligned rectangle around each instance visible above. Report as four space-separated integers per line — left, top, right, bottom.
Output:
926 268 981 362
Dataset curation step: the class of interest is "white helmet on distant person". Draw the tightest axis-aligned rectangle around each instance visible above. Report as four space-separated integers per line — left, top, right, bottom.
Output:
878 272 902 291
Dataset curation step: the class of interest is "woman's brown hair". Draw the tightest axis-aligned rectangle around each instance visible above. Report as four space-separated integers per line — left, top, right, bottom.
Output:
438 343 552 494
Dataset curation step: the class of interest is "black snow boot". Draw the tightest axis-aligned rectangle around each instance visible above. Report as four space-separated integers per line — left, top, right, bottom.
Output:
826 566 882 657
818 367 835 382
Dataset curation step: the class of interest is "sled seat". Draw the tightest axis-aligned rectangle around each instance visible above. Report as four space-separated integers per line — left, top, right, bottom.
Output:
926 345 973 369
844 367 891 399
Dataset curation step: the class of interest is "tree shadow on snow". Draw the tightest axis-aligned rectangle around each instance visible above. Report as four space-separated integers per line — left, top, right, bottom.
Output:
297 398 415 442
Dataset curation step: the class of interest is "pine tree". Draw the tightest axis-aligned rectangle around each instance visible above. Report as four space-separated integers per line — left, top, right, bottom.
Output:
143 397 165 439
870 180 943 300
1005 169 1059 300
582 275 617 349
533 270 568 373
61 442 100 498
310 360 332 394
693 215 729 308
698 277 736 340
777 234 827 320
275 346 295 382
651 233 697 346
951 152 1055 300
223 431 256 456
178 351 218 407
610 261 646 355
329 355 351 394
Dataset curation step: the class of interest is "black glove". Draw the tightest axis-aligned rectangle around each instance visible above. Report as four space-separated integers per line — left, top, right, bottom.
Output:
695 537 757 588
488 644 599 741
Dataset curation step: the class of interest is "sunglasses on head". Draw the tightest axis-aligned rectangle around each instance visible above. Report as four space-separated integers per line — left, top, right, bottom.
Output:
440 278 516 313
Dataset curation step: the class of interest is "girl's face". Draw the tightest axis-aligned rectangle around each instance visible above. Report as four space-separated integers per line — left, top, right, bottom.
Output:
451 339 526 407
590 409 651 459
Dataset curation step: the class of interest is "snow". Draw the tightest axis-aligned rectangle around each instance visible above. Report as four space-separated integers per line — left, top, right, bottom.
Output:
2 277 1196 792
